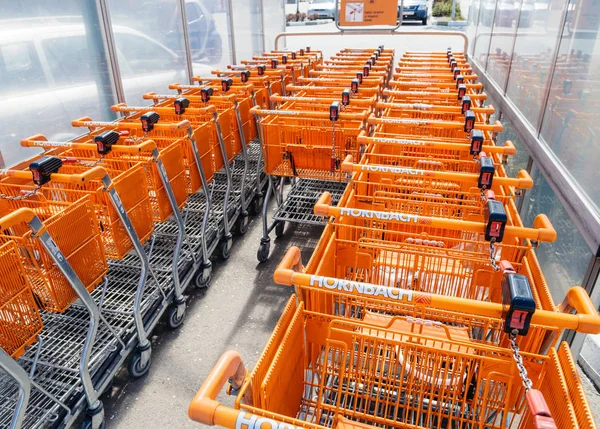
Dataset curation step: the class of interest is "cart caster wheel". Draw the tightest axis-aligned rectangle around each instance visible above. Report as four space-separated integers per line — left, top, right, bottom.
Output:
249 195 262 215
195 261 212 288
236 214 249 235
166 302 186 329
128 345 151 378
275 221 285 238
81 416 104 429
257 240 270 263
219 235 233 260
81 403 104 429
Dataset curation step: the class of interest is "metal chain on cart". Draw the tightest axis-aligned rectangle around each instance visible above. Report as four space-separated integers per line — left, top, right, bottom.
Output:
127 132 149 145
74 155 105 168
0 185 42 201
489 238 500 271
509 330 534 391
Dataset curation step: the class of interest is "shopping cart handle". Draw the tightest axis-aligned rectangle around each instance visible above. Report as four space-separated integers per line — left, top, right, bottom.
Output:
341 155 354 173
109 103 129 113
0 208 37 230
142 92 158 100
188 351 247 425
70 166 108 183
114 140 158 154
273 246 303 286
192 75 204 82
20 134 48 147
314 192 333 216
559 287 600 333
513 169 533 190
532 214 556 243
71 116 94 127
503 140 517 156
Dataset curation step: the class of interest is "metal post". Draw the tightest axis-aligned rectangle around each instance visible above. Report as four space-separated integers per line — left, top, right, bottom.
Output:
451 0 457 20
95 0 126 104
83 0 121 117
178 0 195 84
226 0 237 64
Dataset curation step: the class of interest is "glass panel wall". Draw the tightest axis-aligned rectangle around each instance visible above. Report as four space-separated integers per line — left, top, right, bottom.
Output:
108 0 188 105
263 0 286 52
193 0 232 75
231 0 264 63
0 1 116 167
466 0 483 56
497 117 530 177
538 0 600 209
504 0 565 128
473 0 496 65
485 0 519 88
520 164 592 301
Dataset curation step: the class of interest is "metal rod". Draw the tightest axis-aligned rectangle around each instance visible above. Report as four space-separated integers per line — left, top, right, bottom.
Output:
274 31 468 52
0 349 30 429
226 0 237 64
152 148 186 303
178 0 195 84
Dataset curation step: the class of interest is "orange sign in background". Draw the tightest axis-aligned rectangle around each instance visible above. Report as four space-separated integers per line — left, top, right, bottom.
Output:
339 0 399 26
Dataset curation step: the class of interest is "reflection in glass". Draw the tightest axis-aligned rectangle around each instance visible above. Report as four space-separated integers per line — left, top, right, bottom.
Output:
539 0 600 209
108 0 188 105
485 0 519 88
505 0 564 128
466 0 482 56
0 1 115 168
473 0 496 66
520 165 592 301
496 118 530 177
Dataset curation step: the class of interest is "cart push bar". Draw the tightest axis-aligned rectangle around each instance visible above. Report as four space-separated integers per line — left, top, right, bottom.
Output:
313 191 556 244
249 106 368 122
269 93 377 108
340 154 532 191
356 131 516 157
110 102 219 117
71 116 192 133
367 114 503 134
376 100 495 117
274 246 600 335
383 88 488 101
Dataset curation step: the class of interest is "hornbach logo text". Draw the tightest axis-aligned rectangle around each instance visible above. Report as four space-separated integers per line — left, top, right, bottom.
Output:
361 165 426 175
236 413 303 429
309 275 414 302
339 208 419 223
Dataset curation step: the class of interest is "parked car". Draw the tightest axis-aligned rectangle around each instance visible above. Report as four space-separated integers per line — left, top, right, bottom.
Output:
0 19 213 167
307 0 336 20
399 0 428 25
184 0 223 63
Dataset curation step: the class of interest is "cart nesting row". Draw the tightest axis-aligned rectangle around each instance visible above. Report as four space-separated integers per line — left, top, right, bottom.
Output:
0 47 311 429
189 48 600 429
251 46 395 262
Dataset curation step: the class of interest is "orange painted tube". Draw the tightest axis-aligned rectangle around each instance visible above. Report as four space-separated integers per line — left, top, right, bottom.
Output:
273 246 600 334
313 191 555 242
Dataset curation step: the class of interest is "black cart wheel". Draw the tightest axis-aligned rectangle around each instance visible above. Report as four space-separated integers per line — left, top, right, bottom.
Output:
236 214 249 235
275 221 285 238
128 348 151 378
257 241 270 263
195 262 212 288
166 303 186 329
219 236 233 260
